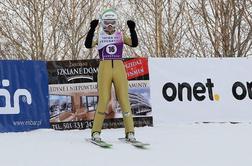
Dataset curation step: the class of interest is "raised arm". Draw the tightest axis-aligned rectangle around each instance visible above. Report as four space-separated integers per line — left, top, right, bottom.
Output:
85 20 99 48
124 20 138 47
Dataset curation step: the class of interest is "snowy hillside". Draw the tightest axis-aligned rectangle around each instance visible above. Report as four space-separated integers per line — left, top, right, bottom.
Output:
1 123 252 166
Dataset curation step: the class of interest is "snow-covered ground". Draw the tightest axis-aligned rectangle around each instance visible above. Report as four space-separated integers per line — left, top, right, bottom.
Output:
1 123 252 166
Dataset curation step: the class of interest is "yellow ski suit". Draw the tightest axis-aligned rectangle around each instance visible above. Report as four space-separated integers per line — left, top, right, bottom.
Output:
91 32 135 135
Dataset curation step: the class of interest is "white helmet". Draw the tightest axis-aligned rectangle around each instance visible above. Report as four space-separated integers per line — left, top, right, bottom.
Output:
100 9 118 29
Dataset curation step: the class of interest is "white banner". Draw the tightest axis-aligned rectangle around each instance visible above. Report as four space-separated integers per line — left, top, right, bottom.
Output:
149 58 252 123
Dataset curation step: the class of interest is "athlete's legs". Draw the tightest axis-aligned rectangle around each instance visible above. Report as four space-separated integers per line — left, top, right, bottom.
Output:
91 60 112 135
112 60 134 135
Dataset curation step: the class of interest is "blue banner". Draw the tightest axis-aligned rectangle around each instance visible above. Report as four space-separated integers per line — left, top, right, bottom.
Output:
0 60 50 132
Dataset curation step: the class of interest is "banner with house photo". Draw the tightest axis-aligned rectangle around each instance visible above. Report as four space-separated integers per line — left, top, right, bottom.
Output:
47 58 152 130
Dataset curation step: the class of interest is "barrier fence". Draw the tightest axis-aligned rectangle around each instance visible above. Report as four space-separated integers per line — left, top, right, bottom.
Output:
0 58 152 132
1 58 252 132
150 58 252 123
0 60 50 132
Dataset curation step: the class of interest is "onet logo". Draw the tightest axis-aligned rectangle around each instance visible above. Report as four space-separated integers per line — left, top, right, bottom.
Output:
232 81 252 100
0 79 32 114
162 78 220 102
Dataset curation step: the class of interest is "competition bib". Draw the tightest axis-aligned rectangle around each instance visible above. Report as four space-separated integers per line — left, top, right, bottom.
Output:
97 31 123 60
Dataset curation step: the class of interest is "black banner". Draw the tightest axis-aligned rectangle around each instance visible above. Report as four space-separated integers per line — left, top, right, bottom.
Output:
48 58 153 130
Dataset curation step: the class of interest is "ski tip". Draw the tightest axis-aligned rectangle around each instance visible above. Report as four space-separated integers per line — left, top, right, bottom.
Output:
98 144 113 148
118 138 150 149
86 138 113 148
134 143 150 149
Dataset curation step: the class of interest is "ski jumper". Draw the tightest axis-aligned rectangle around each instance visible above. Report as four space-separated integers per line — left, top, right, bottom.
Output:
91 31 134 135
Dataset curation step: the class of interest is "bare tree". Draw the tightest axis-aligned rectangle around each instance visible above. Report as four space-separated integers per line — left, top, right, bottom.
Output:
0 0 67 60
58 0 102 60
242 0 252 57
186 0 252 57
1 0 251 59
0 0 101 60
127 0 187 57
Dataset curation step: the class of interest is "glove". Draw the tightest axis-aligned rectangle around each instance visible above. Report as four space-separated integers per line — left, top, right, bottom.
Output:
85 20 98 48
127 20 138 47
127 20 136 30
90 19 99 30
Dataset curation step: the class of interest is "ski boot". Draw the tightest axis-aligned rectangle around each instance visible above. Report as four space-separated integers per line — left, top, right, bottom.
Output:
126 132 136 142
92 132 101 142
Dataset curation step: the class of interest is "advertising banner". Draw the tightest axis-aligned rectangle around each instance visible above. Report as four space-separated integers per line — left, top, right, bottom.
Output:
149 58 252 123
0 60 50 132
47 58 152 130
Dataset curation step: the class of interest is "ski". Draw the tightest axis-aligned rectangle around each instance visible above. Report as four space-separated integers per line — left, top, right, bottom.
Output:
86 138 112 148
118 138 150 148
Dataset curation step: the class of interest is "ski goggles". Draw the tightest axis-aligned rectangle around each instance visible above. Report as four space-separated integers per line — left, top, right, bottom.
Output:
102 19 117 26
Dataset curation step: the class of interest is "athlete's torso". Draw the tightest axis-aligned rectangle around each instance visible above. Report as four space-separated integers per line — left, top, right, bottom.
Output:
97 31 124 60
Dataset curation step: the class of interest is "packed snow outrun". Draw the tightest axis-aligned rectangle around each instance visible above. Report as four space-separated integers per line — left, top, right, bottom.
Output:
1 123 252 166
1 1 252 166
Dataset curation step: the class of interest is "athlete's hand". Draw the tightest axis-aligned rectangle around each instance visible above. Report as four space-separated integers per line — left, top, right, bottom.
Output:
90 19 99 29
127 20 136 30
